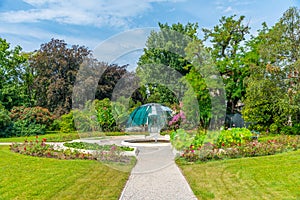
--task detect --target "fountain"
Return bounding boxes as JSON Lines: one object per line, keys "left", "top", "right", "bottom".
{"left": 122, "top": 103, "right": 171, "bottom": 147}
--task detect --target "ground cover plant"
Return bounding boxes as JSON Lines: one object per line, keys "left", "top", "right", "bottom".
{"left": 0, "top": 145, "right": 134, "bottom": 200}
{"left": 178, "top": 149, "right": 300, "bottom": 199}
{"left": 63, "top": 141, "right": 134, "bottom": 151}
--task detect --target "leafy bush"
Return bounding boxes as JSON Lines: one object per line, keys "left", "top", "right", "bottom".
{"left": 170, "top": 129, "right": 194, "bottom": 151}
{"left": 280, "top": 125, "right": 299, "bottom": 135}
{"left": 269, "top": 123, "right": 279, "bottom": 134}
{"left": 94, "top": 98, "right": 119, "bottom": 132}
{"left": 11, "top": 120, "right": 46, "bottom": 137}
{"left": 216, "top": 128, "right": 252, "bottom": 148}
{"left": 190, "top": 133, "right": 205, "bottom": 149}
{"left": 10, "top": 106, "right": 54, "bottom": 127}
{"left": 9, "top": 106, "right": 54, "bottom": 137}
{"left": 0, "top": 106, "right": 12, "bottom": 137}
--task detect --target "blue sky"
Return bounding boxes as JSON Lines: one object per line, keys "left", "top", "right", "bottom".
{"left": 0, "top": 0, "right": 299, "bottom": 64}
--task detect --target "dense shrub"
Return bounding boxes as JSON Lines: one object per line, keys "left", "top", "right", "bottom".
{"left": 0, "top": 104, "right": 12, "bottom": 137}
{"left": 170, "top": 129, "right": 194, "bottom": 151}
{"left": 269, "top": 123, "right": 279, "bottom": 134}
{"left": 280, "top": 125, "right": 299, "bottom": 135}
{"left": 9, "top": 106, "right": 54, "bottom": 136}
{"left": 94, "top": 98, "right": 119, "bottom": 132}
{"left": 57, "top": 111, "right": 76, "bottom": 133}
{"left": 54, "top": 99, "right": 126, "bottom": 133}
{"left": 216, "top": 128, "right": 252, "bottom": 148}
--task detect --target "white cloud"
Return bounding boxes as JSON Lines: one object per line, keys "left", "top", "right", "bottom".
{"left": 224, "top": 6, "right": 233, "bottom": 13}
{"left": 214, "top": 0, "right": 255, "bottom": 14}
{"left": 0, "top": 0, "right": 185, "bottom": 28}
{"left": 0, "top": 23, "right": 102, "bottom": 51}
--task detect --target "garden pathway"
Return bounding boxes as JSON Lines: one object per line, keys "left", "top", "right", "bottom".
{"left": 0, "top": 136, "right": 197, "bottom": 199}
{"left": 119, "top": 145, "right": 197, "bottom": 200}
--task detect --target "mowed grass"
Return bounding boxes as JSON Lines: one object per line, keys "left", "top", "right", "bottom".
{"left": 0, "top": 146, "right": 134, "bottom": 200}
{"left": 178, "top": 150, "right": 300, "bottom": 200}
{"left": 0, "top": 132, "right": 80, "bottom": 143}
{"left": 0, "top": 131, "right": 147, "bottom": 143}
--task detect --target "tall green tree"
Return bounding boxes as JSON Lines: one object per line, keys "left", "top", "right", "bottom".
{"left": 30, "top": 39, "right": 91, "bottom": 116}
{"left": 95, "top": 64, "right": 128, "bottom": 100}
{"left": 203, "top": 15, "right": 250, "bottom": 114}
{"left": 243, "top": 7, "right": 300, "bottom": 129}
{"left": 0, "top": 38, "right": 32, "bottom": 110}
{"left": 184, "top": 40, "right": 226, "bottom": 129}
{"left": 137, "top": 22, "right": 199, "bottom": 105}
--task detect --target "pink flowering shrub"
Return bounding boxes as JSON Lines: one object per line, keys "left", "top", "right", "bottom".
{"left": 169, "top": 110, "right": 186, "bottom": 130}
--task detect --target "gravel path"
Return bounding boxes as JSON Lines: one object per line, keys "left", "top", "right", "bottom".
{"left": 120, "top": 145, "right": 197, "bottom": 200}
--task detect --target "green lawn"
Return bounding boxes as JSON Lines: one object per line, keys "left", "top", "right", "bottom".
{"left": 178, "top": 150, "right": 300, "bottom": 199}
{"left": 0, "top": 131, "right": 147, "bottom": 143}
{"left": 0, "top": 146, "right": 134, "bottom": 200}
{"left": 0, "top": 132, "right": 80, "bottom": 143}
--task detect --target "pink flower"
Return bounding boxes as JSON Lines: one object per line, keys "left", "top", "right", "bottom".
{"left": 111, "top": 145, "right": 117, "bottom": 151}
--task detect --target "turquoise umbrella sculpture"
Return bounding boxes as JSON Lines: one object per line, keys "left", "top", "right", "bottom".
{"left": 127, "top": 103, "right": 173, "bottom": 129}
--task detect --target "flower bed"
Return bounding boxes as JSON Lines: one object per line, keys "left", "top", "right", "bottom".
{"left": 180, "top": 135, "right": 300, "bottom": 162}
{"left": 10, "top": 136, "right": 132, "bottom": 163}
{"left": 170, "top": 129, "right": 300, "bottom": 162}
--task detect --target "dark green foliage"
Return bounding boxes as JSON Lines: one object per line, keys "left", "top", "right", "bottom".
{"left": 95, "top": 64, "right": 128, "bottom": 100}
{"left": 0, "top": 103, "right": 12, "bottom": 137}
{"left": 242, "top": 7, "right": 300, "bottom": 128}
{"left": 136, "top": 22, "right": 199, "bottom": 106}
{"left": 9, "top": 106, "right": 54, "bottom": 137}
{"left": 30, "top": 38, "right": 91, "bottom": 116}
{"left": 0, "top": 38, "right": 32, "bottom": 110}
{"left": 280, "top": 125, "right": 299, "bottom": 135}
{"left": 94, "top": 98, "right": 119, "bottom": 132}
{"left": 203, "top": 15, "right": 250, "bottom": 114}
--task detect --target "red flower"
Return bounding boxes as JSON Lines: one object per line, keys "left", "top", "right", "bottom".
{"left": 42, "top": 138, "right": 47, "bottom": 142}
{"left": 24, "top": 147, "right": 26, "bottom": 151}
{"left": 36, "top": 135, "right": 38, "bottom": 139}
{"left": 222, "top": 143, "right": 225, "bottom": 147}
